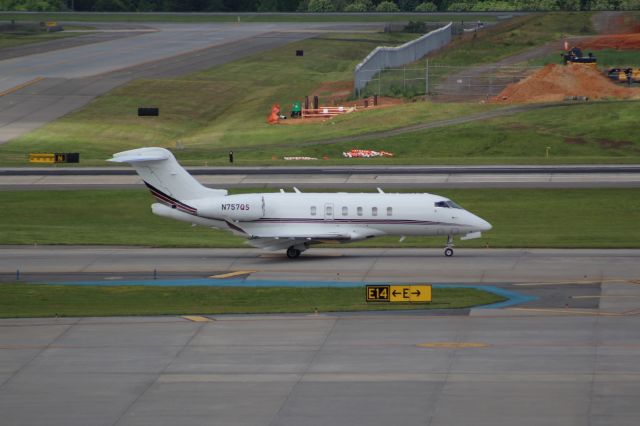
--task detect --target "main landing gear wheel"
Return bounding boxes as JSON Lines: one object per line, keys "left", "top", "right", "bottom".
{"left": 286, "top": 247, "right": 301, "bottom": 259}
{"left": 444, "top": 234, "right": 454, "bottom": 257}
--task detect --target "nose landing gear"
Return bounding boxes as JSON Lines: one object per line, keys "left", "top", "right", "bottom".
{"left": 444, "top": 235, "right": 454, "bottom": 257}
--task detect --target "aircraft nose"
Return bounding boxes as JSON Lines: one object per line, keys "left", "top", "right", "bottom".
{"left": 478, "top": 217, "right": 492, "bottom": 231}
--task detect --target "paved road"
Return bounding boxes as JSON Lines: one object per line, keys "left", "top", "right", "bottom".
{"left": 1, "top": 247, "right": 640, "bottom": 425}
{"left": 2, "top": 165, "right": 640, "bottom": 189}
{"left": 0, "top": 22, "right": 382, "bottom": 144}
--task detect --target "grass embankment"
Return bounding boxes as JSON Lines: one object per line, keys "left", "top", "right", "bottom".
{"left": 361, "top": 12, "right": 596, "bottom": 97}
{"left": 0, "top": 31, "right": 75, "bottom": 49}
{"left": 0, "top": 12, "right": 497, "bottom": 24}
{"left": 2, "top": 14, "right": 635, "bottom": 166}
{"left": 2, "top": 31, "right": 463, "bottom": 165}
{"left": 0, "top": 285, "right": 503, "bottom": 318}
{"left": 1, "top": 188, "right": 639, "bottom": 248}
{"left": 0, "top": 25, "right": 93, "bottom": 49}
{"left": 430, "top": 13, "right": 595, "bottom": 67}
{"left": 303, "top": 100, "right": 640, "bottom": 165}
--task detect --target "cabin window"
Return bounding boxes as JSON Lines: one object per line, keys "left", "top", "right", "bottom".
{"left": 326, "top": 205, "right": 333, "bottom": 216}
{"left": 357, "top": 207, "right": 363, "bottom": 216}
{"left": 387, "top": 207, "right": 393, "bottom": 216}
{"left": 342, "top": 206, "right": 348, "bottom": 216}
{"left": 372, "top": 207, "right": 378, "bottom": 216}
{"left": 310, "top": 206, "right": 317, "bottom": 216}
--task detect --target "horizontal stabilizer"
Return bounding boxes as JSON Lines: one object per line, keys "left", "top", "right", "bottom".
{"left": 107, "top": 147, "right": 227, "bottom": 200}
{"left": 108, "top": 148, "right": 169, "bottom": 163}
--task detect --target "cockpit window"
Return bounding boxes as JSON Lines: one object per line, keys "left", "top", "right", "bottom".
{"left": 447, "top": 200, "right": 463, "bottom": 209}
{"left": 435, "top": 200, "right": 463, "bottom": 209}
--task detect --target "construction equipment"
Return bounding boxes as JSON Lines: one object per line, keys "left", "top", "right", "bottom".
{"left": 561, "top": 47, "right": 597, "bottom": 68}
{"left": 606, "top": 68, "right": 640, "bottom": 84}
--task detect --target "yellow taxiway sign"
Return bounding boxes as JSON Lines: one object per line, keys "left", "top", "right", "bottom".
{"left": 366, "top": 285, "right": 431, "bottom": 303}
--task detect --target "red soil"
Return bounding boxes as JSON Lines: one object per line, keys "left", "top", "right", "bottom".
{"left": 277, "top": 81, "right": 404, "bottom": 124}
{"left": 581, "top": 33, "right": 640, "bottom": 50}
{"left": 492, "top": 63, "right": 640, "bottom": 104}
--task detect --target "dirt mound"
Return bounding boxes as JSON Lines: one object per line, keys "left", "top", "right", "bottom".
{"left": 492, "top": 63, "right": 640, "bottom": 103}
{"left": 581, "top": 33, "right": 640, "bottom": 50}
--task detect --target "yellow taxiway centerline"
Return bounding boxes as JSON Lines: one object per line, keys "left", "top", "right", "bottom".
{"left": 182, "top": 316, "right": 213, "bottom": 322}
{"left": 209, "top": 270, "right": 255, "bottom": 279}
{"left": 0, "top": 77, "right": 44, "bottom": 97}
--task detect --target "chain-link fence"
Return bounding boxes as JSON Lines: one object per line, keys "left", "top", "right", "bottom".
{"left": 358, "top": 63, "right": 541, "bottom": 101}
{"left": 354, "top": 23, "right": 452, "bottom": 96}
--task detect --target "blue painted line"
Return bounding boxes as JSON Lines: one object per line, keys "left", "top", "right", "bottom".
{"left": 432, "top": 284, "right": 538, "bottom": 309}
{"left": 38, "top": 278, "right": 538, "bottom": 308}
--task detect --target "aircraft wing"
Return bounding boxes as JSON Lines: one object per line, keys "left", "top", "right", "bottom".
{"left": 246, "top": 236, "right": 350, "bottom": 251}
{"left": 230, "top": 221, "right": 383, "bottom": 251}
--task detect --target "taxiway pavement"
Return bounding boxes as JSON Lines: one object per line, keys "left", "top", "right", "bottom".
{"left": 2, "top": 247, "right": 639, "bottom": 285}
{"left": 2, "top": 164, "right": 640, "bottom": 189}
{"left": 1, "top": 247, "right": 640, "bottom": 425}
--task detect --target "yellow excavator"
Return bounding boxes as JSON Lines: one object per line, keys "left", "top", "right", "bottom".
{"left": 606, "top": 67, "right": 640, "bottom": 84}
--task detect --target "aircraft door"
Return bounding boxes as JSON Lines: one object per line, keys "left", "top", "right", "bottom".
{"left": 324, "top": 203, "right": 334, "bottom": 221}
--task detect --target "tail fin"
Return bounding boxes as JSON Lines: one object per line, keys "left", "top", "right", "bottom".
{"left": 108, "top": 147, "right": 227, "bottom": 202}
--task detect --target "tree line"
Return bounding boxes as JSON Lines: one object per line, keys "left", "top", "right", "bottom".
{"left": 1, "top": 0, "right": 639, "bottom": 13}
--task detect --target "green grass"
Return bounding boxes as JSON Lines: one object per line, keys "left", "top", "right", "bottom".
{"left": 0, "top": 12, "right": 497, "bottom": 24}
{"left": 0, "top": 32, "right": 496, "bottom": 166}
{"left": 0, "top": 284, "right": 504, "bottom": 318}
{"left": 286, "top": 101, "right": 640, "bottom": 165}
{"left": 1, "top": 188, "right": 639, "bottom": 249}
{"left": 0, "top": 25, "right": 91, "bottom": 49}
{"left": 428, "top": 13, "right": 595, "bottom": 68}
{"left": 360, "top": 12, "right": 597, "bottom": 97}
{"left": 0, "top": 14, "right": 623, "bottom": 167}
{"left": 0, "top": 13, "right": 635, "bottom": 167}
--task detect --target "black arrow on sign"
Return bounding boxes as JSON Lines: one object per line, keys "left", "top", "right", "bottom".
{"left": 412, "top": 290, "right": 421, "bottom": 296}
{"left": 392, "top": 290, "right": 400, "bottom": 296}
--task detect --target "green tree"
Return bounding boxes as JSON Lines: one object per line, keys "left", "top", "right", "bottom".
{"left": 446, "top": 1, "right": 472, "bottom": 11}
{"left": 471, "top": 1, "right": 517, "bottom": 10}
{"left": 257, "top": 0, "right": 279, "bottom": 10}
{"left": 375, "top": 0, "right": 400, "bottom": 11}
{"left": 398, "top": 0, "right": 420, "bottom": 10}
{"left": 92, "top": 0, "right": 131, "bottom": 11}
{"left": 1, "top": 0, "right": 67, "bottom": 10}
{"left": 345, "top": 1, "right": 370, "bottom": 11}
{"left": 621, "top": 0, "right": 640, "bottom": 9}
{"left": 415, "top": 1, "right": 437, "bottom": 11}
{"left": 556, "top": 0, "right": 581, "bottom": 9}
{"left": 307, "top": 0, "right": 335, "bottom": 11}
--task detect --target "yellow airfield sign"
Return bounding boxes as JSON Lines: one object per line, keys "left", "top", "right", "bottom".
{"left": 366, "top": 285, "right": 432, "bottom": 303}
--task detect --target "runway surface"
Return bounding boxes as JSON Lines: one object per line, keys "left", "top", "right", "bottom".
{"left": 1, "top": 247, "right": 640, "bottom": 425}
{"left": 2, "top": 164, "right": 640, "bottom": 189}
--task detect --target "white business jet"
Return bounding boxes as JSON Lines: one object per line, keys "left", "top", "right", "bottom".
{"left": 109, "top": 147, "right": 491, "bottom": 258}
